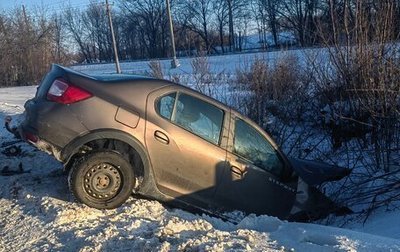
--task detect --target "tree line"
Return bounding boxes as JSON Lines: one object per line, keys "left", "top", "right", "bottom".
{"left": 66, "top": 0, "right": 400, "bottom": 62}
{"left": 1, "top": 0, "right": 400, "bottom": 86}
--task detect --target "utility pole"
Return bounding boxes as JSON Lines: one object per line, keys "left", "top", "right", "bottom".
{"left": 166, "top": 0, "right": 179, "bottom": 68}
{"left": 227, "top": 0, "right": 234, "bottom": 52}
{"left": 105, "top": 0, "right": 121, "bottom": 73}
{"left": 22, "top": 5, "right": 28, "bottom": 26}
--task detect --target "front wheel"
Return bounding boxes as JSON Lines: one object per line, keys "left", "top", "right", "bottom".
{"left": 68, "top": 151, "right": 134, "bottom": 209}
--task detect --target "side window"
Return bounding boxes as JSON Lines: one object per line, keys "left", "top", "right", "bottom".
{"left": 234, "top": 118, "right": 284, "bottom": 176}
{"left": 174, "top": 93, "right": 224, "bottom": 145}
{"left": 156, "top": 92, "right": 176, "bottom": 120}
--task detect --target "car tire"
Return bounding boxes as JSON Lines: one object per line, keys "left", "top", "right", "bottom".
{"left": 68, "top": 151, "right": 134, "bottom": 209}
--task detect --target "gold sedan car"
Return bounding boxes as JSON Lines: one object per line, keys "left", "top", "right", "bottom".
{"left": 14, "top": 64, "right": 351, "bottom": 222}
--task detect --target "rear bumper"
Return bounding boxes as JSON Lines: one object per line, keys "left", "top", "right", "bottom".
{"left": 20, "top": 97, "right": 78, "bottom": 162}
{"left": 19, "top": 122, "right": 63, "bottom": 161}
{"left": 21, "top": 98, "right": 89, "bottom": 158}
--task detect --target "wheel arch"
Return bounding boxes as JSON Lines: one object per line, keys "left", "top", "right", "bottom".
{"left": 61, "top": 129, "right": 158, "bottom": 194}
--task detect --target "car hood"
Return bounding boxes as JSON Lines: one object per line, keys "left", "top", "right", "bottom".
{"left": 289, "top": 158, "right": 351, "bottom": 186}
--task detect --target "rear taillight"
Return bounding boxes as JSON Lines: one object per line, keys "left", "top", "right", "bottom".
{"left": 25, "top": 132, "right": 38, "bottom": 143}
{"left": 47, "top": 79, "right": 92, "bottom": 104}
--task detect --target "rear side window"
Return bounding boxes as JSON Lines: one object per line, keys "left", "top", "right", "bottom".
{"left": 157, "top": 92, "right": 176, "bottom": 120}
{"left": 156, "top": 92, "right": 224, "bottom": 145}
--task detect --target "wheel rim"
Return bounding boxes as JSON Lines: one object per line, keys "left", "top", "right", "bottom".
{"left": 83, "top": 163, "right": 122, "bottom": 200}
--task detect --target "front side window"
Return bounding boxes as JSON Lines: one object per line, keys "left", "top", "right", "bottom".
{"left": 234, "top": 118, "right": 284, "bottom": 176}
{"left": 156, "top": 92, "right": 224, "bottom": 145}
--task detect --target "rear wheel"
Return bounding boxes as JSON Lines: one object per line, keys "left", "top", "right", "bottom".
{"left": 68, "top": 151, "right": 134, "bottom": 209}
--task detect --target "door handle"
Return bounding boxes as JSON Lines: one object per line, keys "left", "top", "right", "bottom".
{"left": 154, "top": 130, "right": 170, "bottom": 144}
{"left": 231, "top": 165, "right": 247, "bottom": 178}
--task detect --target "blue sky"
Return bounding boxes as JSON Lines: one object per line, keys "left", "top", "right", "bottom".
{"left": 0, "top": 0, "right": 94, "bottom": 12}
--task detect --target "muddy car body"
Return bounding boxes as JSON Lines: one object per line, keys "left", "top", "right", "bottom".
{"left": 17, "top": 64, "right": 351, "bottom": 221}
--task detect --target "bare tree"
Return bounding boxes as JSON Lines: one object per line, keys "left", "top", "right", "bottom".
{"left": 64, "top": 7, "right": 93, "bottom": 62}
{"left": 176, "top": 0, "right": 215, "bottom": 53}
{"left": 0, "top": 8, "right": 72, "bottom": 87}
{"left": 226, "top": 0, "right": 252, "bottom": 52}
{"left": 214, "top": 0, "right": 229, "bottom": 53}
{"left": 84, "top": 3, "right": 113, "bottom": 62}
{"left": 279, "top": 0, "right": 320, "bottom": 46}
{"left": 257, "top": 0, "right": 281, "bottom": 47}
{"left": 120, "top": 0, "right": 169, "bottom": 58}
{"left": 227, "top": 0, "right": 234, "bottom": 51}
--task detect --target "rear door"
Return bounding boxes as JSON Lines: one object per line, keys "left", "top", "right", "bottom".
{"left": 214, "top": 113, "right": 297, "bottom": 219}
{"left": 145, "top": 86, "right": 230, "bottom": 208}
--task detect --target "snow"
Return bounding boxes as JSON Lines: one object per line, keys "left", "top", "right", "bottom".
{"left": 1, "top": 74, "right": 400, "bottom": 251}
{"left": 71, "top": 49, "right": 307, "bottom": 77}
{"left": 334, "top": 208, "right": 400, "bottom": 240}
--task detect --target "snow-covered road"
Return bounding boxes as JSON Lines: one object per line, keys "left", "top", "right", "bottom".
{"left": 1, "top": 86, "right": 400, "bottom": 252}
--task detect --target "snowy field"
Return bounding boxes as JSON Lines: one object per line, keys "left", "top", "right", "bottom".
{"left": 1, "top": 61, "right": 400, "bottom": 251}
{"left": 71, "top": 49, "right": 315, "bottom": 76}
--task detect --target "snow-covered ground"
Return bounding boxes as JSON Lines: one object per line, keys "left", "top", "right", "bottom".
{"left": 1, "top": 78, "right": 400, "bottom": 250}
{"left": 71, "top": 49, "right": 311, "bottom": 77}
